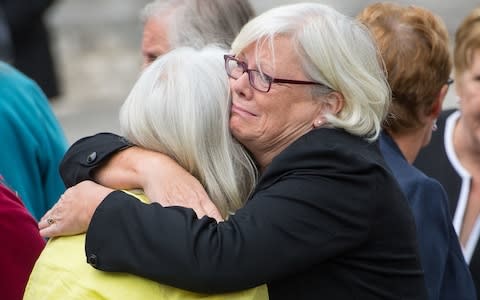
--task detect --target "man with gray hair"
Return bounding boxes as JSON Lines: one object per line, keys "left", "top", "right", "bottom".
{"left": 141, "top": 0, "right": 254, "bottom": 67}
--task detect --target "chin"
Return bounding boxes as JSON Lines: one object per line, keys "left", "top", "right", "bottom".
{"left": 229, "top": 120, "right": 243, "bottom": 137}
{"left": 230, "top": 114, "right": 245, "bottom": 127}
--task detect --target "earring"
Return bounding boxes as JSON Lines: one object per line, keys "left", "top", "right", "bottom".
{"left": 314, "top": 120, "right": 323, "bottom": 128}
{"left": 432, "top": 120, "right": 438, "bottom": 132}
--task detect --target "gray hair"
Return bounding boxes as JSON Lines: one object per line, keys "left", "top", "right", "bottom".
{"left": 141, "top": 0, "right": 255, "bottom": 49}
{"left": 231, "top": 3, "right": 390, "bottom": 141}
{"left": 119, "top": 46, "right": 257, "bottom": 217}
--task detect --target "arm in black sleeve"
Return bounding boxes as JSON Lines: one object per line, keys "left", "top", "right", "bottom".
{"left": 85, "top": 160, "right": 380, "bottom": 293}
{"left": 59, "top": 133, "right": 132, "bottom": 187}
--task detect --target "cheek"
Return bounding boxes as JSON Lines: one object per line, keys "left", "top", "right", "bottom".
{"left": 456, "top": 80, "right": 471, "bottom": 105}
{"left": 460, "top": 84, "right": 480, "bottom": 107}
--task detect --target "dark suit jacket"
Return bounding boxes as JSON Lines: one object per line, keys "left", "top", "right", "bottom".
{"left": 61, "top": 129, "right": 427, "bottom": 299}
{"left": 0, "top": 0, "right": 59, "bottom": 98}
{"left": 381, "top": 132, "right": 476, "bottom": 300}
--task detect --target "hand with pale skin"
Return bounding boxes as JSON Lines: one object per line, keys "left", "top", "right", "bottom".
{"left": 39, "top": 180, "right": 112, "bottom": 237}
{"left": 40, "top": 147, "right": 222, "bottom": 238}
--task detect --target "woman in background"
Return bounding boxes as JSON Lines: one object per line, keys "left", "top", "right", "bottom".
{"left": 415, "top": 6, "right": 480, "bottom": 292}
{"left": 358, "top": 3, "right": 475, "bottom": 299}
{"left": 0, "top": 176, "right": 44, "bottom": 300}
{"left": 0, "top": 62, "right": 67, "bottom": 220}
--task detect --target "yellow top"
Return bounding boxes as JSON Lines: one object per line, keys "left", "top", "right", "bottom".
{"left": 23, "top": 191, "right": 268, "bottom": 300}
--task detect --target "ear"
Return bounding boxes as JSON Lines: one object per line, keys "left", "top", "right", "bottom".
{"left": 427, "top": 84, "right": 448, "bottom": 119}
{"left": 313, "top": 92, "right": 345, "bottom": 128}
{"left": 323, "top": 91, "right": 345, "bottom": 115}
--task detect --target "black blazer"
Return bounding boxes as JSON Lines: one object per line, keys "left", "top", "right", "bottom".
{"left": 61, "top": 129, "right": 427, "bottom": 299}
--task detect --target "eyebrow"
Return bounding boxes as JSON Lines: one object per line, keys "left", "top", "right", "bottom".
{"left": 237, "top": 54, "right": 274, "bottom": 74}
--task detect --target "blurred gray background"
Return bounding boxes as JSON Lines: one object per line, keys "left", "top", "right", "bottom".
{"left": 46, "top": 0, "right": 479, "bottom": 144}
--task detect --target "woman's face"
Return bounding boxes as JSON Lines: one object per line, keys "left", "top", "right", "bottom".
{"left": 229, "top": 36, "right": 325, "bottom": 166}
{"left": 457, "top": 49, "right": 480, "bottom": 147}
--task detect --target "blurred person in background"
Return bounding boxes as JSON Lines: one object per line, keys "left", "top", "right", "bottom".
{"left": 141, "top": 0, "right": 254, "bottom": 67}
{"left": 0, "top": 62, "right": 67, "bottom": 220}
{"left": 41, "top": 3, "right": 427, "bottom": 299}
{"left": 24, "top": 46, "right": 267, "bottom": 300}
{"left": 0, "top": 7, "right": 12, "bottom": 62}
{"left": 415, "top": 6, "right": 480, "bottom": 293}
{"left": 0, "top": 0, "right": 60, "bottom": 99}
{"left": 0, "top": 176, "right": 45, "bottom": 300}
{"left": 358, "top": 3, "right": 476, "bottom": 299}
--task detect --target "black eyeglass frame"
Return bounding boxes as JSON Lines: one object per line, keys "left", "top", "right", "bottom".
{"left": 224, "top": 54, "right": 328, "bottom": 93}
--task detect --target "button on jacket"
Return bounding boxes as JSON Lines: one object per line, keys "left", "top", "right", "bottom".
{"left": 61, "top": 129, "right": 427, "bottom": 299}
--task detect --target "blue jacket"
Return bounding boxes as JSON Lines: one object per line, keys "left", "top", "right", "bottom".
{"left": 380, "top": 131, "right": 476, "bottom": 300}
{"left": 0, "top": 62, "right": 67, "bottom": 220}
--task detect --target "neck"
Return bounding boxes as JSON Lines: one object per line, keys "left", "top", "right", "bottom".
{"left": 252, "top": 144, "right": 287, "bottom": 172}
{"left": 387, "top": 129, "right": 426, "bottom": 164}
{"left": 250, "top": 128, "right": 313, "bottom": 172}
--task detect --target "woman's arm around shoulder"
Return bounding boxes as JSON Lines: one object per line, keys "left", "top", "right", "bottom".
{"left": 60, "top": 132, "right": 133, "bottom": 187}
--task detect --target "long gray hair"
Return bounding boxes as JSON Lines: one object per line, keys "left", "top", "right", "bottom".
{"left": 120, "top": 46, "right": 257, "bottom": 217}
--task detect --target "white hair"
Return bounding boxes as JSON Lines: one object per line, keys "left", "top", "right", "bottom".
{"left": 141, "top": 0, "right": 182, "bottom": 22}
{"left": 231, "top": 3, "right": 390, "bottom": 141}
{"left": 119, "top": 46, "right": 257, "bottom": 217}
{"left": 141, "top": 0, "right": 254, "bottom": 49}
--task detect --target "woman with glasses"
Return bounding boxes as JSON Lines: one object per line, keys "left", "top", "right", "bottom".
{"left": 415, "top": 6, "right": 480, "bottom": 293}
{"left": 40, "top": 3, "right": 427, "bottom": 299}
{"left": 358, "top": 3, "right": 475, "bottom": 299}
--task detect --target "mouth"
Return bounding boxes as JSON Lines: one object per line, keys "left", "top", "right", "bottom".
{"left": 231, "top": 103, "right": 258, "bottom": 117}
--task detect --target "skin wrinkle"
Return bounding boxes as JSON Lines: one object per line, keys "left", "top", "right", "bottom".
{"left": 229, "top": 36, "right": 326, "bottom": 170}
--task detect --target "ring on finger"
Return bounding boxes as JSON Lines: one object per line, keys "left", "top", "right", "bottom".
{"left": 47, "top": 218, "right": 56, "bottom": 225}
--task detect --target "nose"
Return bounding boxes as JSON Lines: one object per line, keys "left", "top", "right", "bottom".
{"left": 230, "top": 71, "right": 253, "bottom": 100}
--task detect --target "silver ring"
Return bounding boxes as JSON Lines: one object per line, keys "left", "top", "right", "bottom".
{"left": 47, "top": 218, "right": 56, "bottom": 225}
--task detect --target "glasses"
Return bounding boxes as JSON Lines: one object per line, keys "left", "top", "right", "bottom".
{"left": 224, "top": 55, "right": 328, "bottom": 93}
